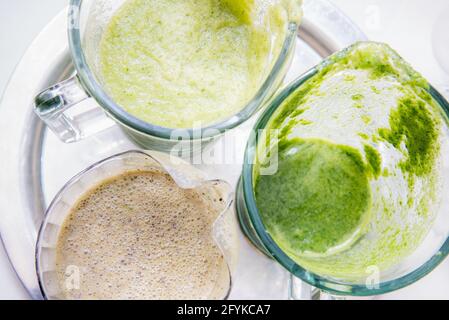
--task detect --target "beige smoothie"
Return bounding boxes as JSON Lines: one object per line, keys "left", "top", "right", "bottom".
{"left": 55, "top": 170, "right": 230, "bottom": 300}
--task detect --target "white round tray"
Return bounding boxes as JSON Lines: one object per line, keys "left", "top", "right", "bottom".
{"left": 0, "top": 0, "right": 374, "bottom": 299}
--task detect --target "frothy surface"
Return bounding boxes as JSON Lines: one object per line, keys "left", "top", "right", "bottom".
{"left": 56, "top": 170, "right": 229, "bottom": 300}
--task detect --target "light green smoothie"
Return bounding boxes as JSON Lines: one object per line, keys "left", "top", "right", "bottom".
{"left": 255, "top": 42, "right": 448, "bottom": 280}
{"left": 99, "top": 0, "right": 287, "bottom": 128}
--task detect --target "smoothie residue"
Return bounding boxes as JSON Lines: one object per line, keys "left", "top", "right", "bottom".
{"left": 254, "top": 42, "right": 447, "bottom": 280}
{"left": 378, "top": 96, "right": 440, "bottom": 184}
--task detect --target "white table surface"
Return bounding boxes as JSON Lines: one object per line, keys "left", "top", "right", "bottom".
{"left": 1, "top": 0, "right": 448, "bottom": 300}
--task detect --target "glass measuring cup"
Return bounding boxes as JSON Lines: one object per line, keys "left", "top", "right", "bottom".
{"left": 34, "top": 0, "right": 303, "bottom": 154}
{"left": 35, "top": 150, "right": 239, "bottom": 300}
{"left": 236, "top": 42, "right": 449, "bottom": 298}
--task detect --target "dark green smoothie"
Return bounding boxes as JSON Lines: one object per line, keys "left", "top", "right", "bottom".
{"left": 254, "top": 42, "right": 446, "bottom": 279}
{"left": 256, "top": 138, "right": 372, "bottom": 257}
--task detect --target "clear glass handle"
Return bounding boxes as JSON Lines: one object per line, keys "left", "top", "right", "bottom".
{"left": 34, "top": 74, "right": 115, "bottom": 143}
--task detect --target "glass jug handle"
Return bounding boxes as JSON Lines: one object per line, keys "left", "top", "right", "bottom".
{"left": 34, "top": 74, "right": 115, "bottom": 143}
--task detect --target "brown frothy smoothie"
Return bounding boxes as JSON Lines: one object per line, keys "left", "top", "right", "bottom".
{"left": 55, "top": 169, "right": 229, "bottom": 300}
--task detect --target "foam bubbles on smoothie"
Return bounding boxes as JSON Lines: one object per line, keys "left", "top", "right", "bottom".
{"left": 56, "top": 170, "right": 230, "bottom": 300}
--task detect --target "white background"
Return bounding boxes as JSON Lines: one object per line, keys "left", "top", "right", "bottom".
{"left": 0, "top": 0, "right": 449, "bottom": 300}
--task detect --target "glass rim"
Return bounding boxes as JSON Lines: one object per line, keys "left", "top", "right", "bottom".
{"left": 68, "top": 0, "right": 300, "bottom": 140}
{"left": 241, "top": 57, "right": 449, "bottom": 296}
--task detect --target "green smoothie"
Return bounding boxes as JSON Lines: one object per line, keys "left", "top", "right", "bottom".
{"left": 99, "top": 0, "right": 288, "bottom": 128}
{"left": 254, "top": 42, "right": 447, "bottom": 279}
{"left": 256, "top": 138, "right": 372, "bottom": 258}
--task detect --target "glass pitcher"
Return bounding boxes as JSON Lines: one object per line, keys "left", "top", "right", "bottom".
{"left": 35, "top": 150, "right": 239, "bottom": 299}
{"left": 34, "top": 0, "right": 303, "bottom": 154}
{"left": 236, "top": 42, "right": 449, "bottom": 298}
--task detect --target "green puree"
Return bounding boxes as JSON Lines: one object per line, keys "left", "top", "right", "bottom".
{"left": 379, "top": 97, "right": 439, "bottom": 184}
{"left": 256, "top": 139, "right": 372, "bottom": 257}
{"left": 99, "top": 0, "right": 283, "bottom": 128}
{"left": 255, "top": 42, "right": 445, "bottom": 279}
